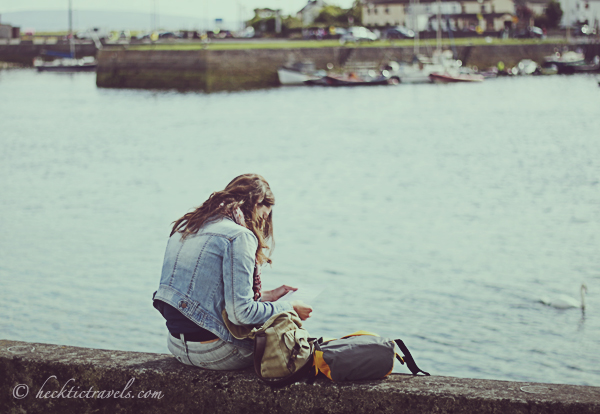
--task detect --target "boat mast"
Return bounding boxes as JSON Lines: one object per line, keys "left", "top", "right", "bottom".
{"left": 69, "top": 0, "right": 75, "bottom": 58}
{"left": 436, "top": 0, "right": 442, "bottom": 54}
{"left": 413, "top": 0, "right": 420, "bottom": 55}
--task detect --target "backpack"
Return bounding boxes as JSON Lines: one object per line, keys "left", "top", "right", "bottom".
{"left": 313, "top": 331, "right": 430, "bottom": 381}
{"left": 222, "top": 310, "right": 316, "bottom": 386}
{"left": 224, "top": 311, "right": 429, "bottom": 385}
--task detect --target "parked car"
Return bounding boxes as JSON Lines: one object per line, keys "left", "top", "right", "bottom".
{"left": 514, "top": 26, "right": 544, "bottom": 38}
{"left": 75, "top": 27, "right": 110, "bottom": 40}
{"left": 158, "top": 31, "right": 183, "bottom": 39}
{"left": 573, "top": 24, "right": 596, "bottom": 36}
{"left": 384, "top": 26, "right": 415, "bottom": 39}
{"left": 235, "top": 26, "right": 255, "bottom": 38}
{"left": 339, "top": 26, "right": 378, "bottom": 44}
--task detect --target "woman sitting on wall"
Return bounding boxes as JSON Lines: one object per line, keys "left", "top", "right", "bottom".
{"left": 152, "top": 174, "right": 312, "bottom": 370}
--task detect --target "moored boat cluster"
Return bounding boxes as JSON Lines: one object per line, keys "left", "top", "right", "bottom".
{"left": 278, "top": 48, "right": 600, "bottom": 86}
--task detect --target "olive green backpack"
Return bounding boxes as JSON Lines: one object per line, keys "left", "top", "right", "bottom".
{"left": 223, "top": 310, "right": 316, "bottom": 386}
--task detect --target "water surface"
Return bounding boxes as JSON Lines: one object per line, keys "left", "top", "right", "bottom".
{"left": 1, "top": 69, "right": 599, "bottom": 386}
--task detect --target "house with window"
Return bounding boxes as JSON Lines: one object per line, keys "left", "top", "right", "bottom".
{"left": 362, "top": 0, "right": 408, "bottom": 27}
{"left": 0, "top": 22, "right": 20, "bottom": 39}
{"left": 362, "top": 0, "right": 515, "bottom": 31}
{"left": 557, "top": 0, "right": 600, "bottom": 27}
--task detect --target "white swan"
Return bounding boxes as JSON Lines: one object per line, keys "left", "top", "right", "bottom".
{"left": 540, "top": 284, "right": 588, "bottom": 310}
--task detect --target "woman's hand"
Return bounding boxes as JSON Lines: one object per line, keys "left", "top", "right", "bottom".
{"left": 261, "top": 285, "right": 297, "bottom": 302}
{"left": 291, "top": 300, "right": 313, "bottom": 320}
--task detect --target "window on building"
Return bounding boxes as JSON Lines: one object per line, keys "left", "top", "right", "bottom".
{"left": 385, "top": 7, "right": 390, "bottom": 14}
{"left": 481, "top": 5, "right": 485, "bottom": 13}
{"left": 374, "top": 7, "right": 378, "bottom": 14}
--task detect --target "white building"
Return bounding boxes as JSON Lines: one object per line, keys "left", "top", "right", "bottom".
{"left": 362, "top": 0, "right": 515, "bottom": 31}
{"left": 558, "top": 0, "right": 600, "bottom": 27}
{"left": 297, "top": 0, "right": 326, "bottom": 26}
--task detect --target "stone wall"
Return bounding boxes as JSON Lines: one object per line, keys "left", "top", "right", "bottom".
{"left": 2, "top": 339, "right": 600, "bottom": 414}
{"left": 0, "top": 43, "right": 97, "bottom": 65}
{"left": 95, "top": 42, "right": 592, "bottom": 93}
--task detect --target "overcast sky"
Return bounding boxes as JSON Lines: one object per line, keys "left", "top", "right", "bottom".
{"left": 1, "top": 0, "right": 355, "bottom": 22}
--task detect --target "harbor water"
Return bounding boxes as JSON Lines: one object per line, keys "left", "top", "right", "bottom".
{"left": 1, "top": 69, "right": 599, "bottom": 386}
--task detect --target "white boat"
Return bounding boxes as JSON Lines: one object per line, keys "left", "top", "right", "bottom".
{"left": 35, "top": 56, "right": 97, "bottom": 72}
{"left": 277, "top": 62, "right": 325, "bottom": 86}
{"left": 392, "top": 60, "right": 445, "bottom": 84}
{"left": 34, "top": 0, "right": 99, "bottom": 73}
{"left": 429, "top": 71, "right": 484, "bottom": 83}
{"left": 277, "top": 67, "right": 318, "bottom": 85}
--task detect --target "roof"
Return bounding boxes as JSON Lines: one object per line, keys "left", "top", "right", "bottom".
{"left": 298, "top": 1, "right": 327, "bottom": 13}
{"left": 427, "top": 12, "right": 514, "bottom": 18}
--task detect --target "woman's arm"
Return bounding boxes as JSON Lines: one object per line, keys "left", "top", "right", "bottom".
{"left": 260, "top": 285, "right": 297, "bottom": 302}
{"left": 261, "top": 288, "right": 313, "bottom": 320}
{"left": 222, "top": 232, "right": 293, "bottom": 326}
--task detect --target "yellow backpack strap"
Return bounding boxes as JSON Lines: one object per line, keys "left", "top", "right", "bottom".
{"left": 340, "top": 330, "right": 379, "bottom": 339}
{"left": 313, "top": 350, "right": 334, "bottom": 380}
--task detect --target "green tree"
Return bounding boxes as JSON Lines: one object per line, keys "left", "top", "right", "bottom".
{"left": 348, "top": 0, "right": 362, "bottom": 25}
{"left": 314, "top": 5, "right": 346, "bottom": 25}
{"left": 545, "top": 0, "right": 563, "bottom": 28}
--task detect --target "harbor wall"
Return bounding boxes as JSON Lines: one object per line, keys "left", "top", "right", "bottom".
{"left": 2, "top": 339, "right": 600, "bottom": 414}
{"left": 0, "top": 43, "right": 97, "bottom": 65}
{"left": 95, "top": 42, "right": 600, "bottom": 92}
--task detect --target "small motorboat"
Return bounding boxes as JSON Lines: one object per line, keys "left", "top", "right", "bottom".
{"left": 568, "top": 56, "right": 600, "bottom": 74}
{"left": 543, "top": 50, "right": 587, "bottom": 74}
{"left": 277, "top": 62, "right": 325, "bottom": 85}
{"left": 306, "top": 73, "right": 392, "bottom": 86}
{"left": 34, "top": 56, "right": 97, "bottom": 72}
{"left": 429, "top": 72, "right": 484, "bottom": 83}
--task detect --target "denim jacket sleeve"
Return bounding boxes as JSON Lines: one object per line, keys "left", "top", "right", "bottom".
{"left": 223, "top": 231, "right": 293, "bottom": 326}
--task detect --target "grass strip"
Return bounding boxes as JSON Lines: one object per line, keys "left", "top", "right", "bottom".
{"left": 125, "top": 37, "right": 567, "bottom": 52}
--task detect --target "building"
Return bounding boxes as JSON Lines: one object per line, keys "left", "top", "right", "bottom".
{"left": 0, "top": 20, "right": 20, "bottom": 39}
{"left": 557, "top": 0, "right": 600, "bottom": 27}
{"left": 297, "top": 0, "right": 326, "bottom": 26}
{"left": 362, "top": 0, "right": 408, "bottom": 27}
{"left": 362, "top": 0, "right": 515, "bottom": 32}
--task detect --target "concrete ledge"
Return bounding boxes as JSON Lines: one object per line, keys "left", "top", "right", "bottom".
{"left": 1, "top": 339, "right": 599, "bottom": 414}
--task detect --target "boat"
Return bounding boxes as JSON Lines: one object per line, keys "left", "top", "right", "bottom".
{"left": 34, "top": 0, "right": 98, "bottom": 72}
{"left": 542, "top": 50, "right": 587, "bottom": 74}
{"left": 35, "top": 56, "right": 97, "bottom": 72}
{"left": 305, "top": 73, "right": 392, "bottom": 86}
{"left": 429, "top": 72, "right": 484, "bottom": 83}
{"left": 277, "top": 62, "right": 325, "bottom": 85}
{"left": 567, "top": 56, "right": 600, "bottom": 74}
{"left": 390, "top": 58, "right": 446, "bottom": 84}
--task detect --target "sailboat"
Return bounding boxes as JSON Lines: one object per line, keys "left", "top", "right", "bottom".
{"left": 35, "top": 0, "right": 98, "bottom": 72}
{"left": 427, "top": 0, "right": 483, "bottom": 83}
{"left": 389, "top": 0, "right": 446, "bottom": 83}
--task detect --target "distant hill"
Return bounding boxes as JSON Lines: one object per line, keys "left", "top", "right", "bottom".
{"left": 1, "top": 10, "right": 241, "bottom": 32}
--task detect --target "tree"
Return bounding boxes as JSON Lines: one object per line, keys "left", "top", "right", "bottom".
{"left": 314, "top": 5, "right": 346, "bottom": 25}
{"left": 545, "top": 0, "right": 563, "bottom": 28}
{"left": 348, "top": 0, "right": 363, "bottom": 25}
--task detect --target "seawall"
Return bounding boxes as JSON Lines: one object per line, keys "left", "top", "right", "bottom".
{"left": 0, "top": 43, "right": 97, "bottom": 65}
{"left": 2, "top": 339, "right": 600, "bottom": 414}
{"left": 96, "top": 43, "right": 600, "bottom": 92}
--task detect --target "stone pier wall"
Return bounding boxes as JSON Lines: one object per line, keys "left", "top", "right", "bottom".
{"left": 0, "top": 43, "right": 97, "bottom": 65}
{"left": 93, "top": 42, "right": 594, "bottom": 93}
{"left": 2, "top": 339, "right": 600, "bottom": 414}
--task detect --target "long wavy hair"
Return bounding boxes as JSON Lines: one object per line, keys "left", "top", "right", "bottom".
{"left": 170, "top": 174, "right": 275, "bottom": 265}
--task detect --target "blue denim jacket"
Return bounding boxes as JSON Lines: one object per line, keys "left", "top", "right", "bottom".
{"left": 153, "top": 216, "right": 293, "bottom": 351}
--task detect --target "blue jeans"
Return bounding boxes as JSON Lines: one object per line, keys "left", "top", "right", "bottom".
{"left": 167, "top": 333, "right": 254, "bottom": 370}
